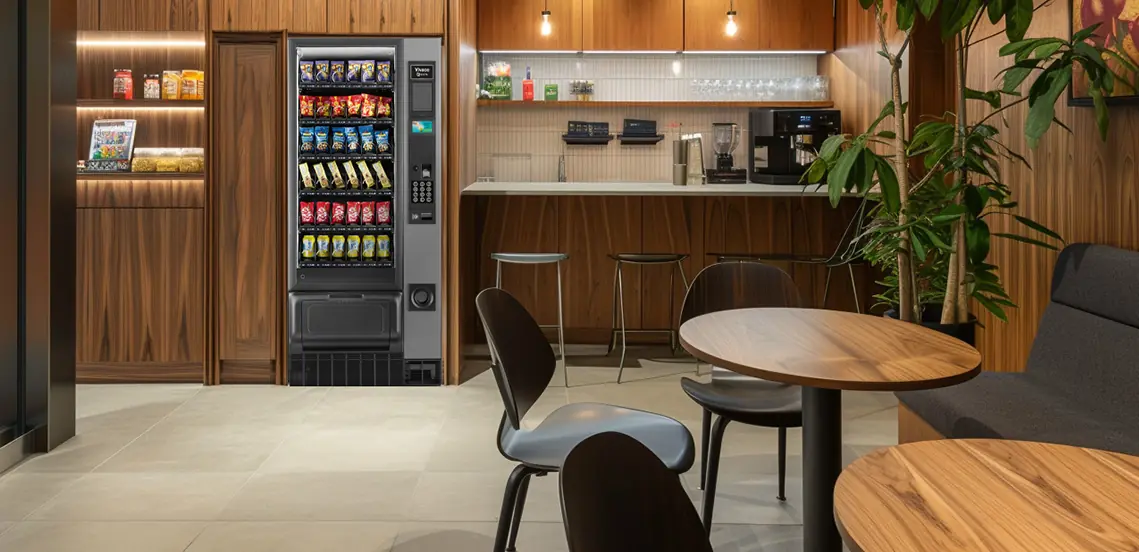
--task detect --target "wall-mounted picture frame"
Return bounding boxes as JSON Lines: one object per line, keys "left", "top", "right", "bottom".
{"left": 1070, "top": 0, "right": 1139, "bottom": 105}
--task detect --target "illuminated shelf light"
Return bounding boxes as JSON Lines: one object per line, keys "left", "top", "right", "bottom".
{"left": 77, "top": 40, "right": 206, "bottom": 48}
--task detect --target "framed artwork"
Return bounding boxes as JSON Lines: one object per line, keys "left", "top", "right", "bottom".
{"left": 1070, "top": 0, "right": 1139, "bottom": 105}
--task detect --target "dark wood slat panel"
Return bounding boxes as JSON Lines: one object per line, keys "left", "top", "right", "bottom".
{"left": 558, "top": 196, "right": 643, "bottom": 330}
{"left": 212, "top": 37, "right": 281, "bottom": 364}
{"left": 219, "top": 359, "right": 275, "bottom": 383}
{"left": 476, "top": 195, "right": 561, "bottom": 326}
{"left": 78, "top": 45, "right": 205, "bottom": 100}
{"left": 448, "top": 0, "right": 479, "bottom": 384}
{"left": 641, "top": 197, "right": 703, "bottom": 332}
{"left": 78, "top": 0, "right": 100, "bottom": 31}
{"left": 76, "top": 208, "right": 204, "bottom": 381}
{"left": 78, "top": 362, "right": 203, "bottom": 383}
{"left": 78, "top": 179, "right": 205, "bottom": 208}
{"left": 98, "top": 0, "right": 205, "bottom": 31}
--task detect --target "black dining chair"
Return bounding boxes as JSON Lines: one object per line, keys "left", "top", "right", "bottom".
{"left": 560, "top": 432, "right": 713, "bottom": 552}
{"left": 678, "top": 262, "right": 804, "bottom": 534}
{"left": 476, "top": 288, "right": 695, "bottom": 552}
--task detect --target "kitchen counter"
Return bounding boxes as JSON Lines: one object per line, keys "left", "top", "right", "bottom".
{"left": 462, "top": 181, "right": 831, "bottom": 197}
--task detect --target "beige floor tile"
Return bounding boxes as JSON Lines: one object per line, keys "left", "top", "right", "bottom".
{"left": 0, "top": 521, "right": 205, "bottom": 552}
{"left": 95, "top": 422, "right": 294, "bottom": 474}
{"left": 219, "top": 472, "right": 420, "bottom": 521}
{"left": 259, "top": 427, "right": 438, "bottom": 473}
{"left": 0, "top": 474, "right": 81, "bottom": 521}
{"left": 709, "top": 524, "right": 803, "bottom": 552}
{"left": 186, "top": 522, "right": 400, "bottom": 552}
{"left": 28, "top": 473, "right": 250, "bottom": 521}
{"left": 12, "top": 430, "right": 138, "bottom": 474}
{"left": 426, "top": 419, "right": 513, "bottom": 473}
{"left": 394, "top": 522, "right": 568, "bottom": 552}
{"left": 160, "top": 386, "right": 328, "bottom": 426}
{"left": 408, "top": 470, "right": 563, "bottom": 523}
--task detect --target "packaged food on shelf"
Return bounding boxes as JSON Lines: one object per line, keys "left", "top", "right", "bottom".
{"left": 113, "top": 69, "right": 133, "bottom": 100}
{"left": 378, "top": 235, "right": 391, "bottom": 258}
{"left": 299, "top": 61, "right": 314, "bottom": 82}
{"left": 314, "top": 60, "right": 330, "bottom": 82}
{"left": 331, "top": 96, "right": 347, "bottom": 118}
{"left": 347, "top": 235, "right": 361, "bottom": 259}
{"left": 315, "top": 201, "right": 330, "bottom": 224}
{"left": 314, "top": 126, "right": 330, "bottom": 153}
{"left": 356, "top": 160, "right": 375, "bottom": 188}
{"left": 299, "top": 95, "right": 315, "bottom": 118}
{"left": 375, "top": 129, "right": 390, "bottom": 153}
{"left": 316, "top": 235, "right": 330, "bottom": 258}
{"left": 315, "top": 97, "right": 331, "bottom": 118}
{"left": 177, "top": 147, "right": 204, "bottom": 173}
{"left": 313, "top": 163, "right": 330, "bottom": 188}
{"left": 360, "top": 94, "right": 377, "bottom": 118}
{"left": 345, "top": 127, "right": 360, "bottom": 154}
{"left": 378, "top": 97, "right": 392, "bottom": 117}
{"left": 362, "top": 235, "right": 376, "bottom": 258}
{"left": 376, "top": 201, "right": 391, "bottom": 224}
{"left": 327, "top": 161, "right": 345, "bottom": 189}
{"left": 331, "top": 235, "right": 345, "bottom": 259}
{"left": 300, "top": 163, "right": 315, "bottom": 188}
{"left": 331, "top": 61, "right": 346, "bottom": 83}
{"left": 359, "top": 126, "right": 375, "bottom": 154}
{"left": 162, "top": 71, "right": 181, "bottom": 100}
{"left": 373, "top": 161, "right": 391, "bottom": 189}
{"left": 360, "top": 202, "right": 374, "bottom": 224}
{"left": 331, "top": 202, "right": 346, "bottom": 224}
{"left": 377, "top": 61, "right": 391, "bottom": 82}
{"left": 347, "top": 61, "right": 362, "bottom": 82}
{"left": 300, "top": 202, "right": 314, "bottom": 224}
{"left": 360, "top": 60, "right": 376, "bottom": 83}
{"left": 301, "top": 235, "right": 316, "bottom": 258}
{"left": 342, "top": 160, "right": 359, "bottom": 188}
{"left": 144, "top": 74, "right": 161, "bottom": 100}
{"left": 299, "top": 128, "right": 315, "bottom": 153}
{"left": 331, "top": 128, "right": 346, "bottom": 154}
{"left": 131, "top": 157, "right": 157, "bottom": 172}
{"left": 347, "top": 95, "right": 363, "bottom": 116}
{"left": 347, "top": 201, "right": 360, "bottom": 224}
{"left": 181, "top": 70, "right": 205, "bottom": 100}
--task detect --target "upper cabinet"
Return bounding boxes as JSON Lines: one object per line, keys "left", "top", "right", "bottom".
{"left": 211, "top": 0, "right": 286, "bottom": 30}
{"left": 99, "top": 0, "right": 205, "bottom": 31}
{"left": 756, "top": 0, "right": 835, "bottom": 51}
{"left": 684, "top": 0, "right": 760, "bottom": 51}
{"left": 288, "top": 0, "right": 329, "bottom": 33}
{"left": 583, "top": 0, "right": 684, "bottom": 51}
{"left": 479, "top": 0, "right": 583, "bottom": 51}
{"left": 327, "top": 0, "right": 445, "bottom": 35}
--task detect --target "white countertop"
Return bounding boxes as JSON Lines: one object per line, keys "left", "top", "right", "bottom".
{"left": 462, "top": 181, "right": 831, "bottom": 197}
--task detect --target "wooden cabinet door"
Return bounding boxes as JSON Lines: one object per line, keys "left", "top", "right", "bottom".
{"left": 757, "top": 0, "right": 834, "bottom": 51}
{"left": 78, "top": 0, "right": 100, "bottom": 30}
{"left": 583, "top": 0, "right": 683, "bottom": 51}
{"left": 288, "top": 0, "right": 328, "bottom": 33}
{"left": 328, "top": 0, "right": 444, "bottom": 35}
{"left": 478, "top": 0, "right": 582, "bottom": 51}
{"left": 211, "top": 0, "right": 285, "bottom": 31}
{"left": 684, "top": 0, "right": 760, "bottom": 51}
{"left": 212, "top": 37, "right": 281, "bottom": 383}
{"left": 99, "top": 0, "right": 204, "bottom": 31}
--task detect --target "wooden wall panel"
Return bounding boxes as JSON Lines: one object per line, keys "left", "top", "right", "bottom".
{"left": 476, "top": 196, "right": 561, "bottom": 326}
{"left": 478, "top": 0, "right": 582, "bottom": 51}
{"left": 77, "top": 208, "right": 204, "bottom": 383}
{"left": 78, "top": 179, "right": 205, "bottom": 208}
{"left": 327, "top": 0, "right": 444, "bottom": 35}
{"left": 99, "top": 0, "right": 204, "bottom": 31}
{"left": 583, "top": 0, "right": 684, "bottom": 52}
{"left": 449, "top": 0, "right": 480, "bottom": 384}
{"left": 211, "top": 0, "right": 286, "bottom": 31}
{"left": 968, "top": 4, "right": 1139, "bottom": 372}
{"left": 78, "top": 0, "right": 100, "bottom": 31}
{"left": 288, "top": 0, "right": 329, "bottom": 34}
{"left": 77, "top": 109, "right": 205, "bottom": 160}
{"left": 641, "top": 197, "right": 704, "bottom": 332}
{"left": 559, "top": 197, "right": 643, "bottom": 334}
{"left": 818, "top": 0, "right": 897, "bottom": 136}
{"left": 212, "top": 37, "right": 281, "bottom": 378}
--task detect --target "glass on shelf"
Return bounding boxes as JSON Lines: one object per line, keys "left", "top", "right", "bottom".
{"left": 131, "top": 147, "right": 204, "bottom": 173}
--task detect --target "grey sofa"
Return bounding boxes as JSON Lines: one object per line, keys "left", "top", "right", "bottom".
{"left": 897, "top": 243, "right": 1139, "bottom": 456}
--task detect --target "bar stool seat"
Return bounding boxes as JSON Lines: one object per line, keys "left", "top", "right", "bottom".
{"left": 608, "top": 253, "right": 690, "bottom": 383}
{"left": 492, "top": 252, "right": 568, "bottom": 264}
{"left": 491, "top": 251, "right": 569, "bottom": 387}
{"left": 609, "top": 253, "right": 688, "bottom": 264}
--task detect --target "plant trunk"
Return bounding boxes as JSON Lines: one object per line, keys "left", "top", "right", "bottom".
{"left": 941, "top": 33, "right": 969, "bottom": 325}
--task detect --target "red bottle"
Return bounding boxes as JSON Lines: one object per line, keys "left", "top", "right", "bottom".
{"left": 522, "top": 66, "right": 534, "bottom": 102}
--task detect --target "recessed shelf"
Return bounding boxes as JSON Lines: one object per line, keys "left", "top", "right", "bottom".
{"left": 78, "top": 99, "right": 205, "bottom": 110}
{"left": 299, "top": 82, "right": 393, "bottom": 92}
{"left": 617, "top": 134, "right": 665, "bottom": 145}
{"left": 299, "top": 153, "right": 393, "bottom": 162}
{"left": 299, "top": 224, "right": 395, "bottom": 233}
{"left": 479, "top": 100, "right": 835, "bottom": 108}
{"left": 298, "top": 188, "right": 394, "bottom": 197}
{"left": 77, "top": 172, "right": 205, "bottom": 180}
{"left": 562, "top": 134, "right": 614, "bottom": 145}
{"left": 300, "top": 117, "right": 394, "bottom": 126}
{"left": 298, "top": 260, "right": 394, "bottom": 268}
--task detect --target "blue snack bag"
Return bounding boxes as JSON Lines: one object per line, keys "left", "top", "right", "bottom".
{"left": 375, "top": 129, "right": 390, "bottom": 153}
{"left": 314, "top": 126, "right": 330, "bottom": 154}
{"left": 358, "top": 125, "right": 375, "bottom": 154}
{"left": 299, "top": 127, "right": 315, "bottom": 153}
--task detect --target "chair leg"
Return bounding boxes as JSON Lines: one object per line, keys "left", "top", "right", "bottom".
{"left": 495, "top": 259, "right": 503, "bottom": 288}
{"left": 848, "top": 264, "right": 861, "bottom": 314}
{"left": 699, "top": 408, "right": 711, "bottom": 491}
{"left": 777, "top": 427, "right": 788, "bottom": 502}
{"left": 505, "top": 471, "right": 534, "bottom": 552}
{"left": 821, "top": 266, "right": 833, "bottom": 310}
{"left": 556, "top": 260, "right": 568, "bottom": 388}
{"left": 607, "top": 261, "right": 619, "bottom": 355}
{"left": 616, "top": 262, "right": 629, "bottom": 384}
{"left": 668, "top": 264, "right": 677, "bottom": 352}
{"left": 494, "top": 465, "right": 533, "bottom": 552}
{"left": 702, "top": 415, "right": 730, "bottom": 536}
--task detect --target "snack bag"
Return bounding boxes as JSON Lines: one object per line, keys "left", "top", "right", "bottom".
{"left": 347, "top": 235, "right": 361, "bottom": 259}
{"left": 314, "top": 126, "right": 330, "bottom": 153}
{"left": 313, "top": 163, "right": 330, "bottom": 189}
{"left": 347, "top": 60, "right": 363, "bottom": 82}
{"left": 346, "top": 95, "right": 363, "bottom": 117}
{"left": 376, "top": 201, "right": 391, "bottom": 224}
{"left": 362, "top": 235, "right": 376, "bottom": 258}
{"left": 330, "top": 96, "right": 346, "bottom": 118}
{"left": 330, "top": 61, "right": 346, "bottom": 82}
{"left": 317, "top": 235, "right": 330, "bottom": 258}
{"left": 376, "top": 61, "right": 392, "bottom": 82}
{"left": 378, "top": 97, "right": 393, "bottom": 117}
{"left": 315, "top": 202, "right": 330, "bottom": 224}
{"left": 360, "top": 60, "right": 376, "bottom": 82}
{"left": 299, "top": 128, "right": 315, "bottom": 153}
{"left": 360, "top": 94, "right": 377, "bottom": 118}
{"left": 377, "top": 235, "right": 391, "bottom": 258}
{"left": 331, "top": 235, "right": 345, "bottom": 258}
{"left": 327, "top": 161, "right": 345, "bottom": 189}
{"left": 299, "top": 61, "right": 314, "bottom": 82}
{"left": 331, "top": 202, "right": 346, "bottom": 224}
{"left": 314, "top": 60, "right": 330, "bottom": 82}
{"left": 347, "top": 201, "right": 360, "bottom": 224}
{"left": 299, "top": 95, "right": 315, "bottom": 117}
{"left": 345, "top": 127, "right": 360, "bottom": 154}
{"left": 315, "top": 97, "right": 331, "bottom": 118}
{"left": 331, "top": 127, "right": 346, "bottom": 154}
{"left": 359, "top": 125, "right": 375, "bottom": 154}
{"left": 299, "top": 202, "right": 315, "bottom": 224}
{"left": 299, "top": 163, "right": 315, "bottom": 188}
{"left": 375, "top": 129, "right": 390, "bottom": 153}
{"left": 360, "top": 202, "right": 375, "bottom": 224}
{"left": 373, "top": 161, "right": 392, "bottom": 189}
{"left": 342, "top": 160, "right": 360, "bottom": 189}
{"left": 356, "top": 160, "right": 375, "bottom": 188}
{"left": 301, "top": 235, "right": 316, "bottom": 258}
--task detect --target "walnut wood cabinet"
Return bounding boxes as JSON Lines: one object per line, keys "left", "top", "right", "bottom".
{"left": 98, "top": 0, "right": 205, "bottom": 31}
{"left": 582, "top": 0, "right": 684, "bottom": 51}
{"left": 478, "top": 0, "right": 583, "bottom": 51}
{"left": 327, "top": 0, "right": 445, "bottom": 34}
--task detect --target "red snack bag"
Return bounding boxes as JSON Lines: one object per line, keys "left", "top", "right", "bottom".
{"left": 299, "top": 95, "right": 315, "bottom": 118}
{"left": 331, "top": 202, "right": 346, "bottom": 224}
{"left": 315, "top": 201, "right": 330, "bottom": 225}
{"left": 346, "top": 201, "right": 360, "bottom": 224}
{"left": 376, "top": 201, "right": 391, "bottom": 224}
{"left": 360, "top": 94, "right": 378, "bottom": 118}
{"left": 299, "top": 202, "right": 314, "bottom": 225}
{"left": 378, "top": 97, "right": 392, "bottom": 117}
{"left": 346, "top": 94, "right": 363, "bottom": 117}
{"left": 330, "top": 96, "right": 347, "bottom": 118}
{"left": 360, "top": 201, "right": 374, "bottom": 224}
{"left": 315, "top": 96, "right": 331, "bottom": 118}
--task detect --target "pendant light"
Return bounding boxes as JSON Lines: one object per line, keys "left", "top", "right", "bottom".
{"left": 725, "top": 0, "right": 738, "bottom": 37}
{"left": 540, "top": 0, "right": 552, "bottom": 36}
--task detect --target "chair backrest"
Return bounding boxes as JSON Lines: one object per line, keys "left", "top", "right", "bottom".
{"left": 680, "top": 261, "right": 802, "bottom": 327}
{"left": 475, "top": 287, "right": 555, "bottom": 430}
{"left": 826, "top": 196, "right": 872, "bottom": 265}
{"left": 560, "top": 432, "right": 712, "bottom": 552}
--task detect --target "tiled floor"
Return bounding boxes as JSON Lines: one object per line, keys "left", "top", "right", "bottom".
{"left": 0, "top": 352, "right": 899, "bottom": 551}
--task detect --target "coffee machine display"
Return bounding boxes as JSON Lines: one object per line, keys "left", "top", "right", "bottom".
{"left": 706, "top": 123, "right": 748, "bottom": 184}
{"left": 748, "top": 108, "right": 842, "bottom": 185}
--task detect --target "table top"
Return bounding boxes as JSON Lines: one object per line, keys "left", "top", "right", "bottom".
{"left": 835, "top": 440, "right": 1139, "bottom": 552}
{"left": 678, "top": 308, "right": 981, "bottom": 391}
{"left": 462, "top": 181, "right": 833, "bottom": 197}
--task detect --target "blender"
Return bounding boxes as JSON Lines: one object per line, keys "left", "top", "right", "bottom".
{"left": 706, "top": 123, "right": 747, "bottom": 183}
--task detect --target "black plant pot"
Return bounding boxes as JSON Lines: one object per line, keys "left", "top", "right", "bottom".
{"left": 885, "top": 304, "right": 977, "bottom": 347}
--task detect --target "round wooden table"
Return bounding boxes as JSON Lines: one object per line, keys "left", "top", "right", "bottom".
{"left": 679, "top": 308, "right": 981, "bottom": 552}
{"left": 836, "top": 440, "right": 1139, "bottom": 552}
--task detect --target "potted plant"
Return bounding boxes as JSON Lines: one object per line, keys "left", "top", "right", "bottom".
{"left": 807, "top": 0, "right": 1129, "bottom": 343}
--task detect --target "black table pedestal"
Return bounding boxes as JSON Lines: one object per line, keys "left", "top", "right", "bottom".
{"left": 802, "top": 386, "right": 843, "bottom": 552}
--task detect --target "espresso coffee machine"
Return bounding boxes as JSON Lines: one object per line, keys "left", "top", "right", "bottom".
{"left": 748, "top": 108, "right": 841, "bottom": 184}
{"left": 706, "top": 123, "right": 747, "bottom": 183}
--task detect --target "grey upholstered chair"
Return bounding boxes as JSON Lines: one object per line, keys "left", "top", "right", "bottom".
{"left": 476, "top": 287, "right": 695, "bottom": 552}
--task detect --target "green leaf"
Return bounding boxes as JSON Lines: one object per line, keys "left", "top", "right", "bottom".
{"left": 1033, "top": 42, "right": 1063, "bottom": 60}
{"left": 941, "top": 0, "right": 981, "bottom": 40}
{"left": 917, "top": 225, "right": 953, "bottom": 251}
{"left": 1001, "top": 64, "right": 1035, "bottom": 94}
{"left": 975, "top": 294, "right": 1009, "bottom": 321}
{"left": 875, "top": 156, "right": 901, "bottom": 214}
{"left": 1090, "top": 84, "right": 1110, "bottom": 141}
{"left": 999, "top": 38, "right": 1042, "bottom": 57}
{"left": 818, "top": 134, "right": 847, "bottom": 162}
{"left": 965, "top": 87, "right": 1002, "bottom": 108}
{"left": 1013, "top": 215, "right": 1065, "bottom": 243}
{"left": 805, "top": 158, "right": 827, "bottom": 184}
{"left": 827, "top": 144, "right": 864, "bottom": 207}
{"left": 910, "top": 228, "right": 928, "bottom": 262}
{"left": 1072, "top": 23, "right": 1103, "bottom": 44}
{"left": 987, "top": 0, "right": 1007, "bottom": 23}
{"left": 897, "top": 1, "right": 916, "bottom": 31}
{"left": 966, "top": 219, "right": 991, "bottom": 265}
{"left": 963, "top": 185, "right": 986, "bottom": 217}
{"left": 993, "top": 232, "right": 1060, "bottom": 250}
{"left": 859, "top": 0, "right": 875, "bottom": 9}
{"left": 917, "top": 0, "right": 938, "bottom": 18}
{"left": 1025, "top": 66, "right": 1072, "bottom": 148}
{"left": 1005, "top": 0, "right": 1034, "bottom": 42}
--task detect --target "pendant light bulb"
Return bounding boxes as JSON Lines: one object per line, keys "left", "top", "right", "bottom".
{"left": 725, "top": 11, "right": 738, "bottom": 37}
{"left": 540, "top": 10, "right": 552, "bottom": 36}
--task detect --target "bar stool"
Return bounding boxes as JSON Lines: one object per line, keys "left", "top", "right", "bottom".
{"left": 607, "top": 253, "right": 689, "bottom": 384}
{"left": 491, "top": 252, "right": 569, "bottom": 387}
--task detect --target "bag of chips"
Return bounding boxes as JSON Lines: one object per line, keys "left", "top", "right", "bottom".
{"left": 314, "top": 60, "right": 330, "bottom": 82}
{"left": 301, "top": 235, "right": 316, "bottom": 258}
{"left": 347, "top": 201, "right": 360, "bottom": 224}
{"left": 373, "top": 161, "right": 391, "bottom": 189}
{"left": 331, "top": 127, "right": 346, "bottom": 154}
{"left": 299, "top": 61, "right": 314, "bottom": 82}
{"left": 317, "top": 235, "right": 330, "bottom": 258}
{"left": 347, "top": 61, "right": 363, "bottom": 82}
{"left": 299, "top": 202, "right": 314, "bottom": 224}
{"left": 360, "top": 201, "right": 374, "bottom": 224}
{"left": 346, "top": 95, "right": 363, "bottom": 117}
{"left": 347, "top": 235, "right": 361, "bottom": 259}
{"left": 299, "top": 163, "right": 315, "bottom": 188}
{"left": 332, "top": 235, "right": 345, "bottom": 258}
{"left": 313, "top": 163, "right": 330, "bottom": 189}
{"left": 378, "top": 97, "right": 392, "bottom": 117}
{"left": 299, "top": 128, "right": 315, "bottom": 153}
{"left": 327, "top": 161, "right": 345, "bottom": 189}
{"left": 331, "top": 202, "right": 346, "bottom": 224}
{"left": 376, "top": 201, "right": 391, "bottom": 224}
{"left": 360, "top": 60, "right": 376, "bottom": 82}
{"left": 299, "top": 95, "right": 315, "bottom": 118}
{"left": 375, "top": 129, "right": 390, "bottom": 153}
{"left": 376, "top": 61, "right": 391, "bottom": 82}
{"left": 362, "top": 235, "right": 376, "bottom": 258}
{"left": 331, "top": 61, "right": 346, "bottom": 83}
{"left": 345, "top": 127, "right": 360, "bottom": 154}
{"left": 356, "top": 160, "right": 375, "bottom": 188}
{"left": 315, "top": 97, "right": 331, "bottom": 118}
{"left": 330, "top": 96, "right": 346, "bottom": 118}
{"left": 342, "top": 160, "right": 359, "bottom": 189}
{"left": 314, "top": 126, "right": 330, "bottom": 153}
{"left": 360, "top": 94, "right": 378, "bottom": 118}
{"left": 359, "top": 125, "right": 375, "bottom": 154}
{"left": 316, "top": 202, "right": 330, "bottom": 224}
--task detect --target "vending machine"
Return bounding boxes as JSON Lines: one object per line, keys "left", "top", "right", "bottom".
{"left": 286, "top": 37, "right": 442, "bottom": 386}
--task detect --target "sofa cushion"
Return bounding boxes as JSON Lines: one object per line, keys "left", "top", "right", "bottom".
{"left": 1050, "top": 243, "right": 1139, "bottom": 329}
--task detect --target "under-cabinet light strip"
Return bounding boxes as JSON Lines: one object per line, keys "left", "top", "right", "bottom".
{"left": 479, "top": 50, "right": 827, "bottom": 55}
{"left": 77, "top": 106, "right": 205, "bottom": 111}
{"left": 77, "top": 40, "right": 206, "bottom": 48}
